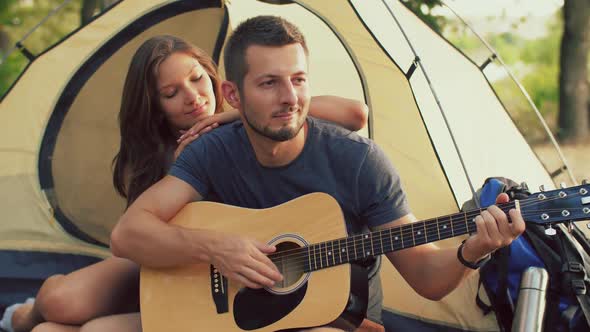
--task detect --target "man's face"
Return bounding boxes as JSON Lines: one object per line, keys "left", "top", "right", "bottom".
{"left": 239, "top": 43, "right": 310, "bottom": 141}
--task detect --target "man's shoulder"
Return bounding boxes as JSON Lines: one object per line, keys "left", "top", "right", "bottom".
{"left": 185, "top": 120, "right": 244, "bottom": 152}
{"left": 309, "top": 117, "right": 374, "bottom": 149}
{"left": 207, "top": 120, "right": 244, "bottom": 140}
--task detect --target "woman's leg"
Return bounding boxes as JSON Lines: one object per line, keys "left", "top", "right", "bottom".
{"left": 79, "top": 313, "right": 141, "bottom": 332}
{"left": 11, "top": 256, "right": 139, "bottom": 332}
{"left": 30, "top": 322, "right": 79, "bottom": 332}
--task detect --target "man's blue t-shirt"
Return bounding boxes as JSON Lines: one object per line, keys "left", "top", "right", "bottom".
{"left": 169, "top": 116, "right": 410, "bottom": 323}
{"left": 170, "top": 117, "right": 409, "bottom": 234}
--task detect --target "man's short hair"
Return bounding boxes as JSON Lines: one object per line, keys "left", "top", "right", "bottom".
{"left": 223, "top": 15, "right": 308, "bottom": 90}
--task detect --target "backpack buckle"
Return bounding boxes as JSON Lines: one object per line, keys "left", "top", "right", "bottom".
{"left": 571, "top": 279, "right": 587, "bottom": 295}
{"left": 563, "top": 262, "right": 585, "bottom": 273}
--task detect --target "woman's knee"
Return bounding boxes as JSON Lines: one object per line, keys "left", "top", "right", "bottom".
{"left": 35, "top": 274, "right": 92, "bottom": 324}
{"left": 31, "top": 321, "right": 79, "bottom": 332}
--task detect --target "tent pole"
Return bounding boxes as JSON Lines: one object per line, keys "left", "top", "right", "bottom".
{"left": 381, "top": 0, "right": 480, "bottom": 208}
{"left": 440, "top": 0, "right": 577, "bottom": 185}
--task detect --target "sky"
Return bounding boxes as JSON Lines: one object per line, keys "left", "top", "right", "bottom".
{"left": 439, "top": 0, "right": 563, "bottom": 18}
{"left": 432, "top": 0, "right": 565, "bottom": 40}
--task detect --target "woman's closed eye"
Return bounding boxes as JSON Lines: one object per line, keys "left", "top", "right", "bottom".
{"left": 163, "top": 89, "right": 177, "bottom": 99}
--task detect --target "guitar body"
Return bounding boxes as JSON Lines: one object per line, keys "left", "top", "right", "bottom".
{"left": 140, "top": 193, "right": 367, "bottom": 331}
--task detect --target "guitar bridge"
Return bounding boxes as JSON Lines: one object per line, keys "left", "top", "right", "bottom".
{"left": 210, "top": 265, "right": 229, "bottom": 314}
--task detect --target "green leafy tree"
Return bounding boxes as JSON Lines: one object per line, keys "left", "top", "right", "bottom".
{"left": 558, "top": 0, "right": 590, "bottom": 144}
{"left": 0, "top": 0, "right": 83, "bottom": 96}
{"left": 400, "top": 0, "right": 446, "bottom": 33}
{"left": 81, "top": 0, "right": 118, "bottom": 25}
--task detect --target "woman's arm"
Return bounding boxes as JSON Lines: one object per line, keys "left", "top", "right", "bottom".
{"left": 174, "top": 110, "right": 240, "bottom": 160}
{"left": 308, "top": 96, "right": 368, "bottom": 131}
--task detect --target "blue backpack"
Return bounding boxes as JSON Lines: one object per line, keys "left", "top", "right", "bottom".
{"left": 463, "top": 178, "right": 590, "bottom": 332}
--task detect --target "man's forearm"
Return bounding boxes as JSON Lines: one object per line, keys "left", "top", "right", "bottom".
{"left": 387, "top": 244, "right": 473, "bottom": 301}
{"left": 110, "top": 208, "right": 213, "bottom": 268}
{"left": 413, "top": 246, "right": 473, "bottom": 300}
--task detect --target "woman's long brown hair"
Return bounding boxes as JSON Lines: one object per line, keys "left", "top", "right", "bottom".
{"left": 112, "top": 35, "right": 223, "bottom": 205}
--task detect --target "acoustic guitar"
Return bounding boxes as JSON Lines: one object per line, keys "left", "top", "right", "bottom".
{"left": 140, "top": 184, "right": 590, "bottom": 331}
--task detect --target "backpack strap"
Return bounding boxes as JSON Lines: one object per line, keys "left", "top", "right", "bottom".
{"left": 558, "top": 226, "right": 590, "bottom": 329}
{"left": 524, "top": 225, "right": 568, "bottom": 328}
{"left": 476, "top": 245, "right": 513, "bottom": 332}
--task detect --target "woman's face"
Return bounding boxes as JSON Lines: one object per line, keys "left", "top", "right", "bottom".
{"left": 156, "top": 52, "right": 216, "bottom": 131}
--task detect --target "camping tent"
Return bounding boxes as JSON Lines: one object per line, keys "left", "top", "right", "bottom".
{"left": 0, "top": 0, "right": 567, "bottom": 330}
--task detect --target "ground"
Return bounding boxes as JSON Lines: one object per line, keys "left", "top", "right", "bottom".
{"left": 534, "top": 142, "right": 589, "bottom": 185}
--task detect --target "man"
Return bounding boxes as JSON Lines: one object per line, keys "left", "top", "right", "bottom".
{"left": 111, "top": 15, "right": 525, "bottom": 331}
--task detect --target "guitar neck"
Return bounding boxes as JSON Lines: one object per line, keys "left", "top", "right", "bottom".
{"left": 269, "top": 201, "right": 517, "bottom": 273}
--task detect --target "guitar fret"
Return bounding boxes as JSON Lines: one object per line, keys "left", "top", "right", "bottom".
{"left": 312, "top": 244, "right": 318, "bottom": 271}
{"left": 307, "top": 246, "right": 311, "bottom": 271}
{"left": 413, "top": 222, "right": 426, "bottom": 246}
{"left": 425, "top": 220, "right": 439, "bottom": 243}
{"left": 319, "top": 242, "right": 323, "bottom": 268}
{"left": 464, "top": 212, "right": 469, "bottom": 234}
{"left": 436, "top": 217, "right": 441, "bottom": 240}
{"left": 450, "top": 215, "right": 455, "bottom": 237}
{"left": 328, "top": 242, "right": 333, "bottom": 266}
{"left": 400, "top": 226, "right": 404, "bottom": 248}
{"left": 423, "top": 222, "right": 427, "bottom": 243}
{"left": 411, "top": 223, "right": 416, "bottom": 246}
{"left": 345, "top": 238, "right": 350, "bottom": 263}
{"left": 388, "top": 229, "right": 393, "bottom": 252}
{"left": 392, "top": 228, "right": 401, "bottom": 251}
{"left": 318, "top": 244, "right": 323, "bottom": 270}
{"left": 353, "top": 235, "right": 358, "bottom": 260}
{"left": 369, "top": 233, "right": 375, "bottom": 256}
{"left": 379, "top": 231, "right": 385, "bottom": 254}
{"left": 337, "top": 239, "right": 342, "bottom": 264}
{"left": 360, "top": 234, "right": 365, "bottom": 258}
{"left": 312, "top": 245, "right": 318, "bottom": 270}
{"left": 321, "top": 242, "right": 326, "bottom": 269}
{"left": 361, "top": 234, "right": 367, "bottom": 258}
{"left": 330, "top": 241, "right": 336, "bottom": 266}
{"left": 441, "top": 218, "right": 451, "bottom": 240}
{"left": 361, "top": 234, "right": 366, "bottom": 258}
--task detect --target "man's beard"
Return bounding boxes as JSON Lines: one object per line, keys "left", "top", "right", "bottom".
{"left": 242, "top": 106, "right": 306, "bottom": 142}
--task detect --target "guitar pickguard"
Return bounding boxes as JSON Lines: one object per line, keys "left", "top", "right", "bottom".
{"left": 233, "top": 282, "right": 307, "bottom": 330}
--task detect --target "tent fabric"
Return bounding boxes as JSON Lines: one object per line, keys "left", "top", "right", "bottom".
{"left": 0, "top": 251, "right": 102, "bottom": 313}
{"left": 44, "top": 0, "right": 228, "bottom": 245}
{"left": 0, "top": 0, "right": 569, "bottom": 330}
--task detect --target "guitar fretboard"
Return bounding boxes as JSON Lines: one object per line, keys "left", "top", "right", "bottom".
{"left": 270, "top": 203, "right": 516, "bottom": 273}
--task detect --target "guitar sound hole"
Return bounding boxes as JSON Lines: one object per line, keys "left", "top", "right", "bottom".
{"left": 272, "top": 241, "right": 305, "bottom": 291}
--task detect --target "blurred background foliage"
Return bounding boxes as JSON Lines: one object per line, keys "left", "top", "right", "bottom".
{"left": 446, "top": 11, "right": 566, "bottom": 143}
{"left": 0, "top": 0, "right": 117, "bottom": 96}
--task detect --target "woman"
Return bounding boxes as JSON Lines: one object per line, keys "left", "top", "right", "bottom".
{"left": 0, "top": 35, "right": 369, "bottom": 332}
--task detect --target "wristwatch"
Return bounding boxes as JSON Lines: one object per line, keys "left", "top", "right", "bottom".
{"left": 457, "top": 240, "right": 491, "bottom": 269}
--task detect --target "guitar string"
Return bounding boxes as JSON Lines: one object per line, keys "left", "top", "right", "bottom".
{"left": 266, "top": 202, "right": 575, "bottom": 264}
{"left": 267, "top": 191, "right": 586, "bottom": 261}
{"left": 267, "top": 207, "right": 589, "bottom": 272}
{"left": 265, "top": 193, "right": 588, "bottom": 271}
{"left": 271, "top": 211, "right": 588, "bottom": 272}
{"left": 267, "top": 208, "right": 590, "bottom": 277}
